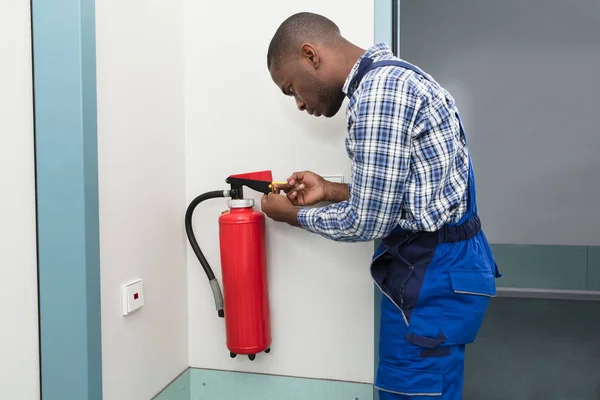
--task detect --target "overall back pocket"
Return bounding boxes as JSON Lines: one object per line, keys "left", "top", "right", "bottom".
{"left": 443, "top": 267, "right": 496, "bottom": 345}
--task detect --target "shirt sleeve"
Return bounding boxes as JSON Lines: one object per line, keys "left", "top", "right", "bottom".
{"left": 296, "top": 74, "right": 426, "bottom": 242}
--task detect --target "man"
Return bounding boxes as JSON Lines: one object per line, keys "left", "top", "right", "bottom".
{"left": 261, "top": 12, "right": 501, "bottom": 400}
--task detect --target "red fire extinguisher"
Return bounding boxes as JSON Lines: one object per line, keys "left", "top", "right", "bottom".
{"left": 185, "top": 170, "right": 275, "bottom": 361}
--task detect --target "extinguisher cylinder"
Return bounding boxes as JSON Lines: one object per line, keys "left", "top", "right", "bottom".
{"left": 219, "top": 200, "right": 272, "bottom": 355}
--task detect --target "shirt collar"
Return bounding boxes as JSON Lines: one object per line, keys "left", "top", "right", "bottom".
{"left": 342, "top": 43, "right": 394, "bottom": 97}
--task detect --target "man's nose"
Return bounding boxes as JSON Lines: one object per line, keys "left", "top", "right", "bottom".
{"left": 295, "top": 98, "right": 305, "bottom": 111}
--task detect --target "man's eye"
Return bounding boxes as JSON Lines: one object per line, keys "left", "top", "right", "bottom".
{"left": 288, "top": 86, "right": 294, "bottom": 95}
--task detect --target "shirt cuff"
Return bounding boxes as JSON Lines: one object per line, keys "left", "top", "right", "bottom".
{"left": 296, "top": 207, "right": 320, "bottom": 233}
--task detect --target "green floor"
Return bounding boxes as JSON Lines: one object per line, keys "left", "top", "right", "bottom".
{"left": 157, "top": 297, "right": 600, "bottom": 400}
{"left": 464, "top": 297, "right": 600, "bottom": 400}
{"left": 154, "top": 368, "right": 372, "bottom": 400}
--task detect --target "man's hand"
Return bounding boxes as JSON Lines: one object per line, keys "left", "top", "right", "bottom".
{"left": 273, "top": 171, "right": 349, "bottom": 205}
{"left": 273, "top": 171, "right": 327, "bottom": 206}
{"left": 261, "top": 193, "right": 300, "bottom": 226}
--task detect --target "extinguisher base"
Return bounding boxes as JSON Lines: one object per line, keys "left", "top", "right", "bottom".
{"left": 228, "top": 347, "right": 270, "bottom": 361}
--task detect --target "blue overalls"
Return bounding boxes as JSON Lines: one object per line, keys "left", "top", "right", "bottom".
{"left": 350, "top": 57, "right": 501, "bottom": 399}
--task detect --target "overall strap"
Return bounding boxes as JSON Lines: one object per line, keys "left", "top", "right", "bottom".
{"left": 453, "top": 114, "right": 477, "bottom": 224}
{"left": 349, "top": 56, "right": 478, "bottom": 222}
{"left": 348, "top": 57, "right": 432, "bottom": 96}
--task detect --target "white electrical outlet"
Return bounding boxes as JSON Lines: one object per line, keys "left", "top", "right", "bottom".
{"left": 121, "top": 278, "right": 144, "bottom": 316}
{"left": 322, "top": 175, "right": 344, "bottom": 183}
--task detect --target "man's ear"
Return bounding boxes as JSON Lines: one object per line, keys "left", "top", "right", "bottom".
{"left": 300, "top": 43, "right": 320, "bottom": 69}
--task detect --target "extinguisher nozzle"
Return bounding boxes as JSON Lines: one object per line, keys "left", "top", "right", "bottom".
{"left": 218, "top": 309, "right": 225, "bottom": 318}
{"left": 209, "top": 278, "right": 225, "bottom": 316}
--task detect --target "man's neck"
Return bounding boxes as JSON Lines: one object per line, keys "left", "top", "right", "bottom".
{"left": 334, "top": 42, "right": 366, "bottom": 88}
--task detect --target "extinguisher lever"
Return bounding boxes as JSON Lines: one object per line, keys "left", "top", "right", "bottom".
{"left": 226, "top": 177, "right": 273, "bottom": 199}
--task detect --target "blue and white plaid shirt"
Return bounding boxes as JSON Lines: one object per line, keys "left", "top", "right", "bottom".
{"left": 297, "top": 43, "right": 470, "bottom": 242}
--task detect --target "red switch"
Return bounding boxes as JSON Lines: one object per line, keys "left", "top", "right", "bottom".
{"left": 134, "top": 293, "right": 139, "bottom": 300}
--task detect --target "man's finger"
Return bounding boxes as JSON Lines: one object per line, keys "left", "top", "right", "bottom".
{"left": 287, "top": 171, "right": 304, "bottom": 186}
{"left": 274, "top": 182, "right": 305, "bottom": 194}
{"left": 286, "top": 173, "right": 297, "bottom": 183}
{"left": 273, "top": 183, "right": 292, "bottom": 192}
{"left": 287, "top": 191, "right": 298, "bottom": 205}
{"left": 298, "top": 190, "right": 306, "bottom": 205}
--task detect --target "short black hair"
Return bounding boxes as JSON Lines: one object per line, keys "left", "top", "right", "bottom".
{"left": 267, "top": 12, "right": 341, "bottom": 70}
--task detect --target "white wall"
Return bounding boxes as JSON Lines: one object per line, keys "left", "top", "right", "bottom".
{"left": 184, "top": 2, "right": 375, "bottom": 383}
{"left": 0, "top": 2, "right": 40, "bottom": 399}
{"left": 95, "top": 0, "right": 188, "bottom": 399}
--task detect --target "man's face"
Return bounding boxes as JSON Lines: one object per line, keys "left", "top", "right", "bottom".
{"left": 270, "top": 59, "right": 345, "bottom": 118}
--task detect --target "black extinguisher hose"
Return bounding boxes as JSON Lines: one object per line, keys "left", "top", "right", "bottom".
{"left": 185, "top": 190, "right": 227, "bottom": 318}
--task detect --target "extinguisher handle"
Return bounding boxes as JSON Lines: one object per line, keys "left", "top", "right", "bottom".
{"left": 210, "top": 278, "right": 225, "bottom": 318}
